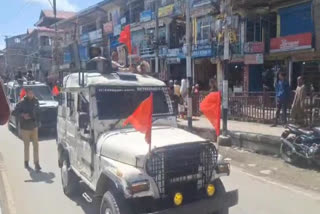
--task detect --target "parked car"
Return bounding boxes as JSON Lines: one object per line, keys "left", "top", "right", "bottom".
{"left": 56, "top": 71, "right": 238, "bottom": 214}
{"left": 6, "top": 80, "right": 58, "bottom": 135}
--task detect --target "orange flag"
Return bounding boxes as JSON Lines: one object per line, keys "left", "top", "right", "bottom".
{"left": 200, "top": 92, "right": 221, "bottom": 137}
{"left": 20, "top": 88, "right": 26, "bottom": 100}
{"left": 123, "top": 93, "right": 153, "bottom": 145}
{"left": 119, "top": 25, "right": 132, "bottom": 55}
{"left": 52, "top": 85, "right": 60, "bottom": 96}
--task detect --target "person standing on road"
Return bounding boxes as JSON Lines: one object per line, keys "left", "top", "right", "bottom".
{"left": 13, "top": 88, "right": 41, "bottom": 171}
{"left": 272, "top": 72, "right": 290, "bottom": 127}
{"left": 291, "top": 76, "right": 306, "bottom": 126}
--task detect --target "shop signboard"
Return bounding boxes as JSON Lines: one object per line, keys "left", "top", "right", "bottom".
{"left": 80, "top": 33, "right": 89, "bottom": 44}
{"left": 167, "top": 58, "right": 181, "bottom": 64}
{"left": 244, "top": 54, "right": 264, "bottom": 65}
{"left": 140, "top": 10, "right": 153, "bottom": 22}
{"left": 114, "top": 25, "right": 121, "bottom": 36}
{"left": 244, "top": 42, "right": 265, "bottom": 53}
{"left": 88, "top": 29, "right": 102, "bottom": 42}
{"left": 192, "top": 0, "right": 213, "bottom": 8}
{"left": 192, "top": 44, "right": 213, "bottom": 58}
{"left": 79, "top": 45, "right": 88, "bottom": 61}
{"left": 270, "top": 32, "right": 312, "bottom": 53}
{"left": 63, "top": 51, "right": 71, "bottom": 64}
{"left": 120, "top": 17, "right": 126, "bottom": 25}
{"left": 103, "top": 22, "right": 113, "bottom": 34}
{"left": 158, "top": 4, "right": 174, "bottom": 18}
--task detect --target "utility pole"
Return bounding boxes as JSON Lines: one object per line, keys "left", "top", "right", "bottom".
{"left": 219, "top": 0, "right": 232, "bottom": 145}
{"left": 154, "top": 0, "right": 159, "bottom": 74}
{"left": 186, "top": 0, "right": 193, "bottom": 129}
{"left": 53, "top": 0, "right": 59, "bottom": 79}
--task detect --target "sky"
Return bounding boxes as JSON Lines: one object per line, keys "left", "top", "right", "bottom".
{"left": 0, "top": 0, "right": 103, "bottom": 49}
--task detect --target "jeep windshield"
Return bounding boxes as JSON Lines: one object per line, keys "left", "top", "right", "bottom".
{"left": 17, "top": 85, "right": 54, "bottom": 101}
{"left": 96, "top": 87, "right": 172, "bottom": 120}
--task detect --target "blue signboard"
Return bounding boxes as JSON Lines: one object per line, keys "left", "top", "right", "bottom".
{"left": 192, "top": 44, "right": 213, "bottom": 58}
{"left": 80, "top": 33, "right": 89, "bottom": 44}
{"left": 63, "top": 51, "right": 71, "bottom": 64}
{"left": 140, "top": 10, "right": 153, "bottom": 22}
{"left": 79, "top": 45, "right": 88, "bottom": 61}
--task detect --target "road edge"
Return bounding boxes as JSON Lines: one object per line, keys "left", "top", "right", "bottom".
{"left": 0, "top": 153, "right": 16, "bottom": 214}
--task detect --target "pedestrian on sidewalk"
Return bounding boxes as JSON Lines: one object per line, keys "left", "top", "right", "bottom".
{"left": 13, "top": 88, "right": 41, "bottom": 171}
{"left": 0, "top": 77, "right": 10, "bottom": 125}
{"left": 272, "top": 72, "right": 290, "bottom": 127}
{"left": 291, "top": 76, "right": 306, "bottom": 126}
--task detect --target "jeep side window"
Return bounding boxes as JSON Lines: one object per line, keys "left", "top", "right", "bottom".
{"left": 67, "top": 92, "right": 76, "bottom": 121}
{"left": 78, "top": 93, "right": 89, "bottom": 113}
{"left": 59, "top": 92, "right": 67, "bottom": 118}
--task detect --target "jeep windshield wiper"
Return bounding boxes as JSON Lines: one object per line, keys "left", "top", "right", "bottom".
{"left": 109, "top": 119, "right": 123, "bottom": 130}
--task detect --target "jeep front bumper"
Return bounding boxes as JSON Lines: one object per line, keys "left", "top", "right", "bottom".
{"left": 147, "top": 190, "right": 238, "bottom": 214}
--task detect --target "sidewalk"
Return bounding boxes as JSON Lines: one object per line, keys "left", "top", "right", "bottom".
{"left": 177, "top": 117, "right": 285, "bottom": 155}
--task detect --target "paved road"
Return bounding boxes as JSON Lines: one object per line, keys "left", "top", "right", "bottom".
{"left": 0, "top": 126, "right": 319, "bottom": 214}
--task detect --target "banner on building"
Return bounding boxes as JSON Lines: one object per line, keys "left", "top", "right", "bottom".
{"left": 244, "top": 42, "right": 265, "bottom": 53}
{"left": 103, "top": 22, "right": 113, "bottom": 34}
{"left": 244, "top": 54, "right": 264, "bottom": 65}
{"left": 88, "top": 29, "right": 102, "bottom": 42}
{"left": 140, "top": 10, "right": 153, "bottom": 22}
{"left": 270, "top": 32, "right": 312, "bottom": 53}
{"left": 158, "top": 4, "right": 174, "bottom": 18}
{"left": 114, "top": 25, "right": 121, "bottom": 36}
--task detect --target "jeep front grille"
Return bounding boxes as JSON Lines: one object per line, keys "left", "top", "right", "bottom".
{"left": 146, "top": 143, "right": 218, "bottom": 197}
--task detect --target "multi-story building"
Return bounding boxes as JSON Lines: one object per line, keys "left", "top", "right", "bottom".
{"left": 54, "top": 0, "right": 127, "bottom": 79}
{"left": 23, "top": 10, "right": 75, "bottom": 82}
{"left": 4, "top": 34, "right": 27, "bottom": 79}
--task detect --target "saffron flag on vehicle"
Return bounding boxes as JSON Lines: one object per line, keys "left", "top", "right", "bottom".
{"left": 119, "top": 25, "right": 132, "bottom": 55}
{"left": 200, "top": 92, "right": 221, "bottom": 137}
{"left": 52, "top": 85, "right": 60, "bottom": 96}
{"left": 20, "top": 88, "right": 26, "bottom": 100}
{"left": 0, "top": 80, "right": 10, "bottom": 125}
{"left": 123, "top": 93, "right": 153, "bottom": 145}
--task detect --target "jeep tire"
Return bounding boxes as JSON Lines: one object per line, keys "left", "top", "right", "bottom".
{"left": 213, "top": 179, "right": 229, "bottom": 214}
{"left": 100, "top": 191, "right": 131, "bottom": 214}
{"left": 61, "top": 157, "right": 80, "bottom": 197}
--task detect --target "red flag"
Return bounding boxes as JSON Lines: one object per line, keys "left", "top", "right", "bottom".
{"left": 20, "top": 88, "right": 26, "bottom": 100}
{"left": 200, "top": 92, "right": 221, "bottom": 137}
{"left": 0, "top": 81, "right": 10, "bottom": 125}
{"left": 119, "top": 25, "right": 132, "bottom": 55}
{"left": 123, "top": 93, "right": 153, "bottom": 144}
{"left": 52, "top": 85, "right": 60, "bottom": 96}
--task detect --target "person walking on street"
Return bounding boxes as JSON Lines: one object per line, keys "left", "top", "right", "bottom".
{"left": 14, "top": 88, "right": 41, "bottom": 171}
{"left": 291, "top": 76, "right": 306, "bottom": 126}
{"left": 272, "top": 72, "right": 290, "bottom": 127}
{"left": 0, "top": 77, "right": 10, "bottom": 125}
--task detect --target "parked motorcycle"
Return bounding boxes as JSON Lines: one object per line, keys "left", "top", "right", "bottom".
{"left": 280, "top": 124, "right": 320, "bottom": 166}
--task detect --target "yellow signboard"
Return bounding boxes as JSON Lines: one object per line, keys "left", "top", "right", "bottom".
{"left": 158, "top": 4, "right": 174, "bottom": 18}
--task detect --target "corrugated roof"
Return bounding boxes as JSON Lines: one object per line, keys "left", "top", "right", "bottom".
{"left": 42, "top": 10, "right": 76, "bottom": 19}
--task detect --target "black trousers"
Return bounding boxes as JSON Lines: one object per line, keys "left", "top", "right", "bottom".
{"left": 276, "top": 99, "right": 288, "bottom": 124}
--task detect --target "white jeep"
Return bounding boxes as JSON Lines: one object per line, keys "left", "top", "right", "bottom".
{"left": 56, "top": 71, "right": 238, "bottom": 214}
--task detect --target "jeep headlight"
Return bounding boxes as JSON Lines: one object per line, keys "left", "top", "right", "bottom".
{"left": 128, "top": 180, "right": 150, "bottom": 194}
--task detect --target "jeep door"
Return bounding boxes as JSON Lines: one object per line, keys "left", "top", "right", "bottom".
{"left": 57, "top": 92, "right": 67, "bottom": 148}
{"left": 77, "top": 92, "right": 94, "bottom": 179}
{"left": 65, "top": 92, "right": 80, "bottom": 169}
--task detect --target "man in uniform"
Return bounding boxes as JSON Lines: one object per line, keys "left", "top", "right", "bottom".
{"left": 14, "top": 88, "right": 41, "bottom": 171}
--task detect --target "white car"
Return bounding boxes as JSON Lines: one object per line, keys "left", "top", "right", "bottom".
{"left": 56, "top": 71, "right": 238, "bottom": 214}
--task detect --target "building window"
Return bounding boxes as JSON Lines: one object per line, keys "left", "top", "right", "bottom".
{"left": 246, "top": 18, "right": 262, "bottom": 42}
{"left": 145, "top": 0, "right": 155, "bottom": 11}
{"left": 196, "top": 16, "right": 212, "bottom": 43}
{"left": 129, "top": 0, "right": 144, "bottom": 23}
{"left": 40, "top": 36, "right": 51, "bottom": 46}
{"left": 81, "top": 23, "right": 96, "bottom": 34}
{"left": 161, "top": 0, "right": 174, "bottom": 7}
{"left": 14, "top": 38, "right": 21, "bottom": 43}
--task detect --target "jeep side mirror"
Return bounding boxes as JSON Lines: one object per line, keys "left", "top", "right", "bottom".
{"left": 79, "top": 112, "right": 89, "bottom": 129}
{"left": 9, "top": 98, "right": 14, "bottom": 103}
